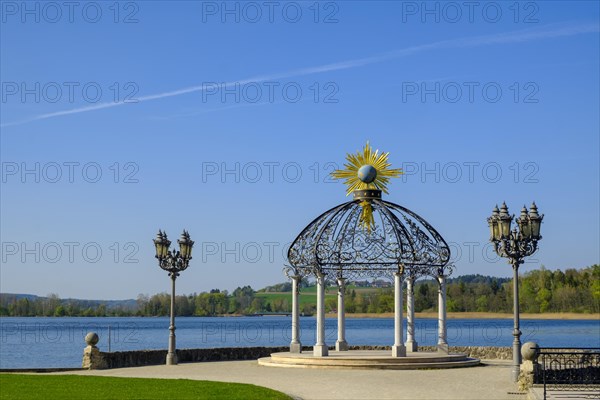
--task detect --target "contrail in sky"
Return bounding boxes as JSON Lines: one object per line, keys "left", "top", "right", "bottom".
{"left": 2, "top": 22, "right": 597, "bottom": 128}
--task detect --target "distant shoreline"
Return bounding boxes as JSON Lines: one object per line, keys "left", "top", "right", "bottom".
{"left": 327, "top": 312, "right": 600, "bottom": 320}
{"left": 2, "top": 312, "right": 598, "bottom": 320}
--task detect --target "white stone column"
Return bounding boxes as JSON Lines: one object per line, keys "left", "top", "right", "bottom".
{"left": 405, "top": 275, "right": 418, "bottom": 352}
{"left": 392, "top": 272, "right": 406, "bottom": 357}
{"left": 290, "top": 275, "right": 302, "bottom": 353}
{"left": 336, "top": 277, "right": 348, "bottom": 351}
{"left": 314, "top": 272, "right": 328, "bottom": 357}
{"left": 437, "top": 273, "right": 449, "bottom": 353}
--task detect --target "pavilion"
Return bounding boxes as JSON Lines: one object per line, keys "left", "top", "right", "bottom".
{"left": 285, "top": 143, "right": 453, "bottom": 357}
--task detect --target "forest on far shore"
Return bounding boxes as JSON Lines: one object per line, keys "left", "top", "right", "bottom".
{"left": 1, "top": 265, "right": 598, "bottom": 317}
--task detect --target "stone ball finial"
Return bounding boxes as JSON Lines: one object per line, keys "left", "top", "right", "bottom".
{"left": 85, "top": 332, "right": 99, "bottom": 346}
{"left": 521, "top": 341, "right": 539, "bottom": 361}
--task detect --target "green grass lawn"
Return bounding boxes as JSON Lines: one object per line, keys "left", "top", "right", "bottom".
{"left": 0, "top": 374, "right": 292, "bottom": 400}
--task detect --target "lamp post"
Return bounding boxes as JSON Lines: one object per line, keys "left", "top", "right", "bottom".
{"left": 488, "top": 202, "right": 543, "bottom": 382}
{"left": 153, "top": 229, "right": 194, "bottom": 365}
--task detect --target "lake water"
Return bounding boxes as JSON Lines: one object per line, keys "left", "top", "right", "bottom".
{"left": 1, "top": 316, "right": 598, "bottom": 369}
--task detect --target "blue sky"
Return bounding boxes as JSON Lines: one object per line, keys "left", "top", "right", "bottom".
{"left": 1, "top": 1, "right": 599, "bottom": 299}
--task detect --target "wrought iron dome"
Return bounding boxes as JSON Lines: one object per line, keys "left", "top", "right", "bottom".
{"left": 287, "top": 143, "right": 451, "bottom": 281}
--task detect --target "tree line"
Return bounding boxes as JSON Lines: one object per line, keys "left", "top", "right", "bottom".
{"left": 1, "top": 265, "right": 598, "bottom": 317}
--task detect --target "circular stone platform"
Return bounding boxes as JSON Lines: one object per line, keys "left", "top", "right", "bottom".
{"left": 258, "top": 350, "right": 480, "bottom": 370}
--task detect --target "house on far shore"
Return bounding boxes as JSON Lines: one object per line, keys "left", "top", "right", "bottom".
{"left": 371, "top": 279, "right": 391, "bottom": 288}
{"left": 349, "top": 279, "right": 391, "bottom": 288}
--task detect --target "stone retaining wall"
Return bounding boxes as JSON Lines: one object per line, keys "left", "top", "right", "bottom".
{"left": 420, "top": 346, "right": 513, "bottom": 360}
{"left": 99, "top": 346, "right": 293, "bottom": 369}
{"left": 87, "top": 345, "right": 512, "bottom": 369}
{"left": 348, "top": 345, "right": 512, "bottom": 360}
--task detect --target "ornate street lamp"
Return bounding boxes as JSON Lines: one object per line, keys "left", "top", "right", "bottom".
{"left": 488, "top": 202, "right": 543, "bottom": 382}
{"left": 153, "top": 229, "right": 194, "bottom": 365}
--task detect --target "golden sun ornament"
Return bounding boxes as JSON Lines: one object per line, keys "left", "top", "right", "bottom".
{"left": 331, "top": 142, "right": 402, "bottom": 195}
{"left": 331, "top": 142, "right": 402, "bottom": 196}
{"left": 331, "top": 142, "right": 403, "bottom": 232}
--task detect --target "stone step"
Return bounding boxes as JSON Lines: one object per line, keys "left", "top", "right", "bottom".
{"left": 270, "top": 353, "right": 468, "bottom": 364}
{"left": 258, "top": 350, "right": 480, "bottom": 370}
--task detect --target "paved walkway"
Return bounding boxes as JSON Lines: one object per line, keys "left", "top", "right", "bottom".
{"left": 53, "top": 360, "right": 525, "bottom": 400}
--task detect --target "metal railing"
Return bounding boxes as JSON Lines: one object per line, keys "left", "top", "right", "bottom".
{"left": 534, "top": 347, "right": 600, "bottom": 399}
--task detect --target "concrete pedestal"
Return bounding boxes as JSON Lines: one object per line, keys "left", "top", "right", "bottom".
{"left": 406, "top": 341, "right": 418, "bottom": 353}
{"left": 336, "top": 340, "right": 349, "bottom": 351}
{"left": 290, "top": 342, "right": 302, "bottom": 353}
{"left": 437, "top": 343, "right": 449, "bottom": 354}
{"left": 166, "top": 352, "right": 177, "bottom": 365}
{"left": 82, "top": 345, "right": 107, "bottom": 370}
{"left": 313, "top": 344, "right": 329, "bottom": 357}
{"left": 391, "top": 345, "right": 407, "bottom": 357}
